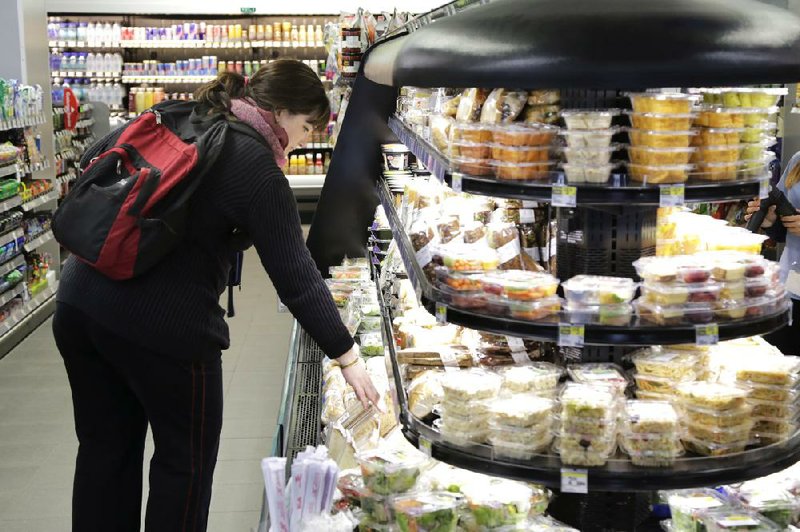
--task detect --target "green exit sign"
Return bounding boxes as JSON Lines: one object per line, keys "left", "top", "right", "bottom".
{"left": 240, "top": 7, "right": 256, "bottom": 13}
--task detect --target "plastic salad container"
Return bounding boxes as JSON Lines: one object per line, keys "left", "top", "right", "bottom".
{"left": 440, "top": 370, "right": 502, "bottom": 402}
{"left": 441, "top": 245, "right": 500, "bottom": 272}
{"left": 631, "top": 350, "right": 700, "bottom": 380}
{"left": 699, "top": 509, "right": 780, "bottom": 532}
{"left": 491, "top": 123, "right": 558, "bottom": 147}
{"left": 737, "top": 380, "right": 798, "bottom": 403}
{"left": 489, "top": 421, "right": 552, "bottom": 446}
{"left": 554, "top": 434, "right": 617, "bottom": 467}
{"left": 561, "top": 145, "right": 619, "bottom": 164}
{"left": 560, "top": 109, "right": 620, "bottom": 130}
{"left": 448, "top": 141, "right": 491, "bottom": 159}
{"left": 628, "top": 128, "right": 697, "bottom": 148}
{"left": 560, "top": 127, "right": 620, "bottom": 148}
{"left": 560, "top": 382, "right": 619, "bottom": 420}
{"left": 691, "top": 145, "right": 743, "bottom": 164}
{"left": 490, "top": 144, "right": 551, "bottom": 163}
{"left": 628, "top": 146, "right": 696, "bottom": 165}
{"left": 489, "top": 396, "right": 554, "bottom": 427}
{"left": 434, "top": 267, "right": 484, "bottom": 292}
{"left": 627, "top": 163, "right": 693, "bottom": 184}
{"left": 734, "top": 356, "right": 800, "bottom": 386}
{"left": 460, "top": 479, "right": 532, "bottom": 529}
{"left": 684, "top": 419, "right": 754, "bottom": 444}
{"left": 492, "top": 160, "right": 557, "bottom": 181}
{"left": 633, "top": 257, "right": 713, "bottom": 284}
{"left": 561, "top": 162, "right": 617, "bottom": 183}
{"left": 489, "top": 433, "right": 553, "bottom": 460}
{"left": 390, "top": 491, "right": 465, "bottom": 532}
{"left": 733, "top": 487, "right": 800, "bottom": 529}
{"left": 481, "top": 270, "right": 560, "bottom": 301}
{"left": 623, "top": 400, "right": 680, "bottom": 434}
{"left": 562, "top": 275, "right": 636, "bottom": 305}
{"left": 451, "top": 122, "right": 493, "bottom": 143}
{"left": 627, "top": 93, "right": 699, "bottom": 114}
{"left": 505, "top": 297, "right": 562, "bottom": 321}
{"left": 451, "top": 156, "right": 493, "bottom": 176}
{"left": 522, "top": 515, "right": 579, "bottom": 531}
{"left": 360, "top": 490, "right": 394, "bottom": 523}
{"left": 748, "top": 398, "right": 798, "bottom": 419}
{"left": 680, "top": 403, "right": 754, "bottom": 429}
{"left": 359, "top": 333, "right": 384, "bottom": 357}
{"left": 695, "top": 87, "right": 787, "bottom": 109}
{"left": 627, "top": 111, "right": 696, "bottom": 131}
{"left": 635, "top": 300, "right": 714, "bottom": 326}
{"left": 356, "top": 449, "right": 427, "bottom": 495}
{"left": 567, "top": 363, "right": 629, "bottom": 395}
{"left": 692, "top": 127, "right": 746, "bottom": 146}
{"left": 565, "top": 302, "right": 632, "bottom": 326}
{"left": 330, "top": 265, "right": 370, "bottom": 281}
{"left": 439, "top": 407, "right": 490, "bottom": 432}
{"left": 634, "top": 373, "right": 691, "bottom": 394}
{"left": 500, "top": 362, "right": 563, "bottom": 393}
{"left": 665, "top": 489, "right": 730, "bottom": 532}
{"left": 642, "top": 282, "right": 721, "bottom": 305}
{"left": 676, "top": 382, "right": 749, "bottom": 411}
{"left": 434, "top": 418, "right": 488, "bottom": 446}
{"left": 440, "top": 397, "right": 491, "bottom": 418}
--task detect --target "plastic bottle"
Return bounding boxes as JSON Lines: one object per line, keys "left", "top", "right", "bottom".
{"left": 296, "top": 153, "right": 306, "bottom": 174}
{"left": 68, "top": 53, "right": 78, "bottom": 71}
{"left": 135, "top": 88, "right": 146, "bottom": 114}
{"left": 77, "top": 22, "right": 87, "bottom": 43}
{"left": 112, "top": 22, "right": 121, "bottom": 45}
{"left": 86, "top": 22, "right": 96, "bottom": 44}
{"left": 315, "top": 154, "right": 323, "bottom": 174}
{"left": 315, "top": 25, "right": 323, "bottom": 47}
{"left": 248, "top": 25, "right": 257, "bottom": 41}
{"left": 102, "top": 23, "right": 113, "bottom": 45}
{"left": 128, "top": 87, "right": 138, "bottom": 114}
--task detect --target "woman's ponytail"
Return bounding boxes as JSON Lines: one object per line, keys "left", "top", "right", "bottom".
{"left": 194, "top": 71, "right": 247, "bottom": 114}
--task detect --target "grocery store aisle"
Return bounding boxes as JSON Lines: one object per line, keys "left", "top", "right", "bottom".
{"left": 0, "top": 248, "right": 295, "bottom": 531}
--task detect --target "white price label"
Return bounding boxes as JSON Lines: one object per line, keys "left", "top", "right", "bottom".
{"left": 552, "top": 185, "right": 577, "bottom": 208}
{"left": 439, "top": 347, "right": 459, "bottom": 372}
{"left": 759, "top": 177, "right": 770, "bottom": 200}
{"left": 451, "top": 172, "right": 463, "bottom": 193}
{"left": 414, "top": 279, "right": 422, "bottom": 302}
{"left": 497, "top": 239, "right": 521, "bottom": 264}
{"left": 519, "top": 208, "right": 536, "bottom": 224}
{"left": 506, "top": 335, "right": 525, "bottom": 351}
{"left": 435, "top": 302, "right": 447, "bottom": 324}
{"left": 558, "top": 324, "right": 585, "bottom": 348}
{"left": 561, "top": 468, "right": 588, "bottom": 494}
{"left": 695, "top": 323, "right": 719, "bottom": 346}
{"left": 415, "top": 243, "right": 433, "bottom": 268}
{"left": 511, "top": 351, "right": 531, "bottom": 364}
{"left": 659, "top": 184, "right": 685, "bottom": 207}
{"left": 522, "top": 200, "right": 538, "bottom": 208}
{"left": 418, "top": 437, "right": 432, "bottom": 457}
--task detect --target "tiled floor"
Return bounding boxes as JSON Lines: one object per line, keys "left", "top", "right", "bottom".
{"left": 0, "top": 248, "right": 294, "bottom": 531}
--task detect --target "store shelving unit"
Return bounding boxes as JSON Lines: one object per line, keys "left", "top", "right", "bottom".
{"left": 306, "top": 0, "right": 800, "bottom": 529}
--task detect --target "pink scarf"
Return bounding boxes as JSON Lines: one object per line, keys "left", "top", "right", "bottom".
{"left": 229, "top": 97, "right": 289, "bottom": 167}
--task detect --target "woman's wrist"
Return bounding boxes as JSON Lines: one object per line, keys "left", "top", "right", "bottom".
{"left": 336, "top": 343, "right": 359, "bottom": 367}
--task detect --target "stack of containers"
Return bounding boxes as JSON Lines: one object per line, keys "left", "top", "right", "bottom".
{"left": 448, "top": 122, "right": 560, "bottom": 181}
{"left": 486, "top": 396, "right": 555, "bottom": 460}
{"left": 355, "top": 448, "right": 428, "bottom": 528}
{"left": 699, "top": 508, "right": 781, "bottom": 532}
{"left": 728, "top": 483, "right": 800, "bottom": 529}
{"left": 676, "top": 381, "right": 753, "bottom": 456}
{"left": 633, "top": 255, "right": 720, "bottom": 326}
{"left": 625, "top": 93, "right": 699, "bottom": 184}
{"left": 436, "top": 370, "right": 502, "bottom": 446}
{"left": 691, "top": 87, "right": 786, "bottom": 181}
{"left": 498, "top": 362, "right": 563, "bottom": 399}
{"left": 663, "top": 489, "right": 732, "bottom": 532}
{"left": 630, "top": 349, "right": 701, "bottom": 401}
{"left": 562, "top": 274, "right": 637, "bottom": 326}
{"left": 554, "top": 382, "right": 619, "bottom": 467}
{"left": 558, "top": 108, "right": 621, "bottom": 184}
{"left": 726, "top": 356, "right": 800, "bottom": 446}
{"left": 479, "top": 269, "right": 562, "bottom": 322}
{"left": 619, "top": 400, "right": 683, "bottom": 467}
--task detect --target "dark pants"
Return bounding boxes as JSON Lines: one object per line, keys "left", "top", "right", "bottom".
{"left": 53, "top": 303, "right": 223, "bottom": 532}
{"left": 764, "top": 297, "right": 800, "bottom": 356}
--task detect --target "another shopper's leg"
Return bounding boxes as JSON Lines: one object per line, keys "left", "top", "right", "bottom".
{"left": 53, "top": 303, "right": 148, "bottom": 532}
{"left": 764, "top": 298, "right": 800, "bottom": 355}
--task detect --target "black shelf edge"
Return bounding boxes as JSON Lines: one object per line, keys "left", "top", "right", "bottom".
{"left": 376, "top": 178, "right": 790, "bottom": 346}
{"left": 388, "top": 116, "right": 766, "bottom": 206}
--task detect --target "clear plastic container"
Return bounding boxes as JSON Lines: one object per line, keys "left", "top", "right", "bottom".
{"left": 554, "top": 433, "right": 617, "bottom": 466}
{"left": 693, "top": 160, "right": 755, "bottom": 181}
{"left": 694, "top": 106, "right": 779, "bottom": 129}
{"left": 665, "top": 489, "right": 731, "bottom": 532}
{"left": 680, "top": 403, "right": 754, "bottom": 429}
{"left": 491, "top": 160, "right": 557, "bottom": 181}
{"left": 626, "top": 447, "right": 684, "bottom": 467}
{"left": 434, "top": 418, "right": 488, "bottom": 446}
{"left": 738, "top": 380, "right": 798, "bottom": 403}
{"left": 692, "top": 127, "right": 746, "bottom": 147}
{"left": 751, "top": 418, "right": 796, "bottom": 436}
{"left": 438, "top": 285, "right": 488, "bottom": 310}
{"left": 567, "top": 363, "right": 629, "bottom": 395}
{"left": 565, "top": 302, "right": 632, "bottom": 326}
{"left": 562, "top": 275, "right": 637, "bottom": 305}
{"left": 451, "top": 122, "right": 493, "bottom": 143}
{"left": 448, "top": 140, "right": 491, "bottom": 159}
{"left": 440, "top": 397, "right": 491, "bottom": 418}
{"left": 561, "top": 162, "right": 617, "bottom": 183}
{"left": 434, "top": 267, "right": 484, "bottom": 292}
{"left": 439, "top": 408, "right": 490, "bottom": 432}
{"left": 695, "top": 87, "right": 787, "bottom": 109}
{"left": 740, "top": 124, "right": 778, "bottom": 143}
{"left": 628, "top": 146, "right": 696, "bottom": 165}
{"left": 691, "top": 145, "right": 743, "bottom": 164}
{"left": 623, "top": 400, "right": 680, "bottom": 433}
{"left": 685, "top": 419, "right": 754, "bottom": 444}
{"left": 636, "top": 389, "right": 677, "bottom": 402}
{"left": 561, "top": 145, "right": 619, "bottom": 164}
{"left": 460, "top": 478, "right": 533, "bottom": 529}
{"left": 491, "top": 123, "right": 558, "bottom": 146}
{"left": 627, "top": 163, "right": 693, "bottom": 183}
{"left": 560, "top": 382, "right": 619, "bottom": 419}
{"left": 481, "top": 270, "right": 560, "bottom": 301}
{"left": 699, "top": 509, "right": 780, "bottom": 532}
{"left": 560, "top": 109, "right": 620, "bottom": 130}
{"left": 360, "top": 490, "right": 393, "bottom": 524}
{"left": 733, "top": 486, "right": 800, "bottom": 529}
{"left": 628, "top": 128, "right": 697, "bottom": 148}
{"left": 489, "top": 396, "right": 554, "bottom": 427}
{"left": 676, "top": 382, "right": 749, "bottom": 411}
{"left": 390, "top": 491, "right": 464, "bottom": 532}
{"left": 451, "top": 156, "right": 493, "bottom": 176}
{"left": 634, "top": 373, "right": 692, "bottom": 394}
{"left": 560, "top": 127, "right": 620, "bottom": 148}
{"left": 356, "top": 449, "right": 427, "bottom": 495}
{"left": 489, "top": 433, "right": 553, "bottom": 460}
{"left": 630, "top": 350, "right": 700, "bottom": 380}
{"left": 440, "top": 245, "right": 499, "bottom": 272}
{"left": 718, "top": 280, "right": 746, "bottom": 301}
{"left": 635, "top": 300, "right": 714, "bottom": 326}
{"left": 642, "top": 282, "right": 721, "bottom": 305}
{"left": 360, "top": 333, "right": 384, "bottom": 357}
{"left": 734, "top": 356, "right": 800, "bottom": 386}
{"left": 489, "top": 420, "right": 552, "bottom": 445}
{"left": 506, "top": 296, "right": 561, "bottom": 321}
{"left": 440, "top": 369, "right": 502, "bottom": 402}
{"left": 705, "top": 230, "right": 769, "bottom": 255}
{"left": 633, "top": 257, "right": 713, "bottom": 284}
{"left": 626, "top": 111, "right": 696, "bottom": 131}
{"left": 329, "top": 265, "right": 370, "bottom": 280}
{"left": 711, "top": 262, "right": 747, "bottom": 282}
{"left": 738, "top": 140, "right": 774, "bottom": 162}
{"left": 558, "top": 411, "right": 619, "bottom": 436}
{"left": 523, "top": 515, "right": 580, "bottom": 532}
{"left": 748, "top": 397, "right": 798, "bottom": 419}
{"left": 490, "top": 144, "right": 551, "bottom": 163}
{"left": 620, "top": 431, "right": 683, "bottom": 452}
{"left": 627, "top": 93, "right": 699, "bottom": 114}
{"left": 499, "top": 362, "right": 563, "bottom": 393}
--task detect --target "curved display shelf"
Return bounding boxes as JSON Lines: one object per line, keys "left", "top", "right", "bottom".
{"left": 389, "top": 117, "right": 768, "bottom": 206}
{"left": 49, "top": 40, "right": 324, "bottom": 50}
{"left": 377, "top": 178, "right": 790, "bottom": 345}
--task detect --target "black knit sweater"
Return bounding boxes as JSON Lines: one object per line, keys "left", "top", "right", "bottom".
{"left": 57, "top": 125, "right": 353, "bottom": 362}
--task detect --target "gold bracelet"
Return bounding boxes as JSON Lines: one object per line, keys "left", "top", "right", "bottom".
{"left": 340, "top": 356, "right": 360, "bottom": 370}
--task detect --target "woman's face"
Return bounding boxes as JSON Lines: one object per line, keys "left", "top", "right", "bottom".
{"left": 275, "top": 110, "right": 315, "bottom": 153}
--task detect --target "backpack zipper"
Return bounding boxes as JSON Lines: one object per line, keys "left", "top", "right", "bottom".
{"left": 149, "top": 109, "right": 162, "bottom": 125}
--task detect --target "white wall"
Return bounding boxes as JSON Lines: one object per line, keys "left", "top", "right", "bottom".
{"left": 44, "top": 0, "right": 445, "bottom": 15}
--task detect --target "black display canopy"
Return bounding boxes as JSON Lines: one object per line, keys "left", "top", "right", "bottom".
{"left": 366, "top": 0, "right": 800, "bottom": 88}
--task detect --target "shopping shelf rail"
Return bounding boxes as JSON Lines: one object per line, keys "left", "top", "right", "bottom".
{"left": 388, "top": 116, "right": 768, "bottom": 206}
{"left": 376, "top": 178, "right": 790, "bottom": 345}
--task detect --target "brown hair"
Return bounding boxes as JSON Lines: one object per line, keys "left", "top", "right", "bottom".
{"left": 194, "top": 59, "right": 330, "bottom": 129}
{"left": 787, "top": 162, "right": 800, "bottom": 189}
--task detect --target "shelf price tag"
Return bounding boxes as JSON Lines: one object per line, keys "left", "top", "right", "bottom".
{"left": 435, "top": 302, "right": 447, "bottom": 324}
{"left": 558, "top": 324, "right": 585, "bottom": 348}
{"left": 418, "top": 436, "right": 432, "bottom": 457}
{"left": 552, "top": 185, "right": 577, "bottom": 208}
{"left": 561, "top": 468, "right": 588, "bottom": 494}
{"left": 759, "top": 176, "right": 770, "bottom": 200}
{"left": 695, "top": 323, "right": 719, "bottom": 346}
{"left": 451, "top": 172, "right": 463, "bottom": 193}
{"left": 659, "top": 184, "right": 685, "bottom": 207}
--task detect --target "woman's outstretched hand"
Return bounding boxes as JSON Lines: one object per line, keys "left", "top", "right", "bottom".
{"left": 338, "top": 345, "right": 381, "bottom": 410}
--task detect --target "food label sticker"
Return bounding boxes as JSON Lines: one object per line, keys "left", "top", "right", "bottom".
{"left": 439, "top": 347, "right": 459, "bottom": 372}
{"left": 695, "top": 323, "right": 719, "bottom": 346}
{"left": 522, "top": 200, "right": 538, "bottom": 208}
{"left": 561, "top": 468, "right": 588, "bottom": 494}
{"left": 418, "top": 436, "right": 432, "bottom": 457}
{"left": 451, "top": 172, "right": 463, "bottom": 193}
{"left": 497, "top": 239, "right": 521, "bottom": 264}
{"left": 511, "top": 351, "right": 531, "bottom": 365}
{"left": 506, "top": 335, "right": 525, "bottom": 351}
{"left": 717, "top": 517, "right": 760, "bottom": 527}
{"left": 759, "top": 177, "right": 770, "bottom": 200}
{"left": 415, "top": 243, "right": 433, "bottom": 267}
{"left": 552, "top": 185, "right": 577, "bottom": 208}
{"left": 659, "top": 184, "right": 685, "bottom": 207}
{"left": 435, "top": 302, "right": 447, "bottom": 324}
{"left": 558, "top": 324, "right": 585, "bottom": 348}
{"left": 519, "top": 208, "right": 536, "bottom": 224}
